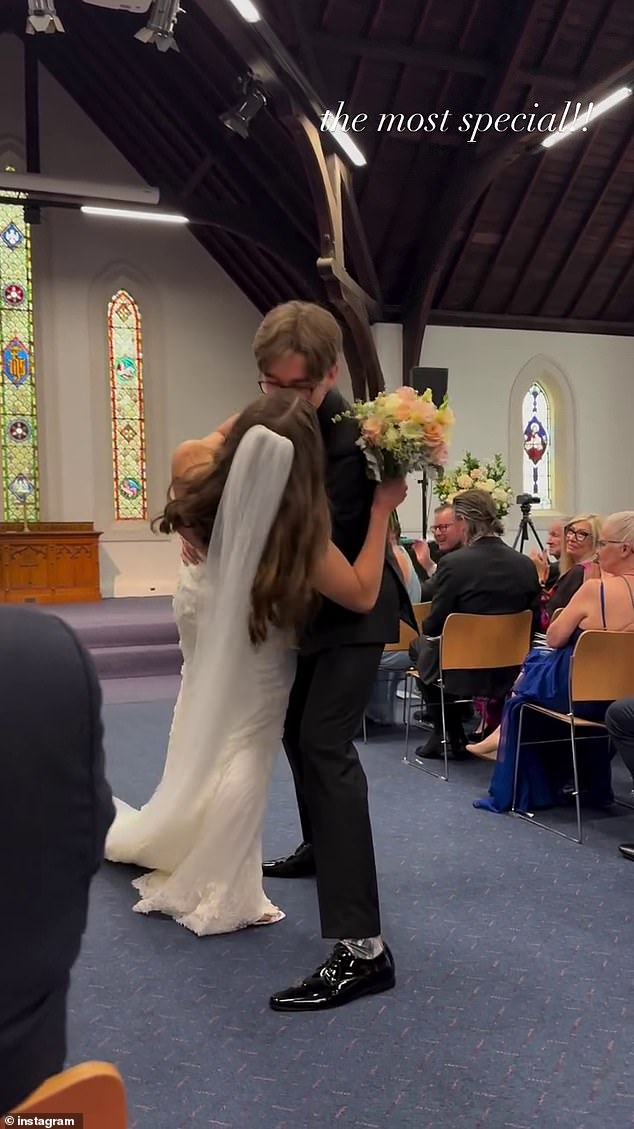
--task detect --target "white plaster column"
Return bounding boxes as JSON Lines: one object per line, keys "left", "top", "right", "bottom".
{"left": 372, "top": 323, "right": 403, "bottom": 392}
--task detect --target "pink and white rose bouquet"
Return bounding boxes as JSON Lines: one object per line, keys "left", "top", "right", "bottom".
{"left": 334, "top": 386, "right": 454, "bottom": 482}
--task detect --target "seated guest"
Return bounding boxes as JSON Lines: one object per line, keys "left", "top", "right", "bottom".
{"left": 604, "top": 699, "right": 634, "bottom": 860}
{"left": 474, "top": 512, "right": 634, "bottom": 814}
{"left": 410, "top": 504, "right": 465, "bottom": 599}
{"left": 541, "top": 513, "right": 601, "bottom": 625}
{"left": 409, "top": 489, "right": 541, "bottom": 759}
{"left": 0, "top": 607, "right": 114, "bottom": 1115}
{"left": 366, "top": 515, "right": 421, "bottom": 725}
{"left": 530, "top": 517, "right": 567, "bottom": 588}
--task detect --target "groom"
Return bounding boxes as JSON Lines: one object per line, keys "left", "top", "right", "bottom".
{"left": 252, "top": 302, "right": 415, "bottom": 1011}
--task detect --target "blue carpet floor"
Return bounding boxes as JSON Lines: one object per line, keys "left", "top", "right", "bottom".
{"left": 68, "top": 699, "right": 634, "bottom": 1129}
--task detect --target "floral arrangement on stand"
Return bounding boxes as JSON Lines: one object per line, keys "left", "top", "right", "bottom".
{"left": 435, "top": 451, "right": 514, "bottom": 517}
{"left": 334, "top": 386, "right": 454, "bottom": 481}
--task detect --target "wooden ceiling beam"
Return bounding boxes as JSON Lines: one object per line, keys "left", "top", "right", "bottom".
{"left": 287, "top": 0, "right": 326, "bottom": 100}
{"left": 35, "top": 16, "right": 320, "bottom": 301}
{"left": 594, "top": 258, "right": 634, "bottom": 320}
{"left": 344, "top": 0, "right": 396, "bottom": 113}
{"left": 503, "top": 128, "right": 603, "bottom": 314}
{"left": 340, "top": 173, "right": 382, "bottom": 306}
{"left": 464, "top": 0, "right": 572, "bottom": 311}
{"left": 468, "top": 156, "right": 546, "bottom": 309}
{"left": 535, "top": 123, "right": 633, "bottom": 313}
{"left": 401, "top": 0, "right": 539, "bottom": 377}
{"left": 401, "top": 42, "right": 634, "bottom": 375}
{"left": 309, "top": 29, "right": 616, "bottom": 94}
{"left": 574, "top": 0, "right": 614, "bottom": 76}
{"left": 371, "top": 0, "right": 482, "bottom": 273}
{"left": 286, "top": 115, "right": 384, "bottom": 396}
{"left": 429, "top": 309, "right": 633, "bottom": 335}
{"left": 357, "top": 0, "right": 445, "bottom": 206}
{"left": 565, "top": 196, "right": 634, "bottom": 318}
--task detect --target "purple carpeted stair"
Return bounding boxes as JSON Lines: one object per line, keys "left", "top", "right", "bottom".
{"left": 38, "top": 596, "right": 182, "bottom": 679}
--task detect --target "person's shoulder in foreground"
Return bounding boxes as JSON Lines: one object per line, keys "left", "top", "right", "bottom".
{"left": 0, "top": 606, "right": 114, "bottom": 1114}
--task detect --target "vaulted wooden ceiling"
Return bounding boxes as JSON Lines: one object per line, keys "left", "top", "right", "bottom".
{"left": 3, "top": 0, "right": 634, "bottom": 366}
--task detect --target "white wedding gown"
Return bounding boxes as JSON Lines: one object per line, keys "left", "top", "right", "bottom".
{"left": 105, "top": 425, "right": 297, "bottom": 935}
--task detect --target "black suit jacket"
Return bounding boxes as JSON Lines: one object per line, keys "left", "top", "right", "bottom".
{"left": 421, "top": 536, "right": 541, "bottom": 697}
{"left": 301, "top": 388, "right": 415, "bottom": 653}
{"left": 0, "top": 608, "right": 114, "bottom": 1115}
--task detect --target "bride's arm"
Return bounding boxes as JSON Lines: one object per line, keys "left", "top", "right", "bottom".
{"left": 170, "top": 414, "right": 238, "bottom": 483}
{"left": 313, "top": 479, "right": 407, "bottom": 614}
{"left": 170, "top": 422, "right": 238, "bottom": 562}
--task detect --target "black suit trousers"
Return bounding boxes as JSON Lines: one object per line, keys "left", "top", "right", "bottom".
{"left": 282, "top": 643, "right": 384, "bottom": 939}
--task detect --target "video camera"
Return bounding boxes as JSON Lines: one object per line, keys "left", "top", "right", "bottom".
{"left": 516, "top": 493, "right": 540, "bottom": 506}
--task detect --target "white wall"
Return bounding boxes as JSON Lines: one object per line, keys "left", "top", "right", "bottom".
{"left": 0, "top": 33, "right": 261, "bottom": 595}
{"left": 396, "top": 325, "right": 634, "bottom": 540}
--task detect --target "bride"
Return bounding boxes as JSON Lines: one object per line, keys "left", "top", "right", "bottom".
{"left": 105, "top": 390, "right": 406, "bottom": 935}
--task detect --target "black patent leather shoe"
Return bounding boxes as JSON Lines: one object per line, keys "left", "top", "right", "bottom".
{"left": 269, "top": 942, "right": 395, "bottom": 1012}
{"left": 415, "top": 733, "right": 468, "bottom": 761}
{"left": 618, "top": 843, "right": 634, "bottom": 861}
{"left": 262, "top": 841, "right": 316, "bottom": 879}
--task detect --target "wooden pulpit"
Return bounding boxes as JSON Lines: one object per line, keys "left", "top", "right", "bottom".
{"left": 0, "top": 522, "right": 102, "bottom": 604}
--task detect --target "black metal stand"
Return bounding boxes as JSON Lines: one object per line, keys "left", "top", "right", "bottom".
{"left": 418, "top": 471, "right": 429, "bottom": 538}
{"left": 512, "top": 503, "right": 544, "bottom": 554}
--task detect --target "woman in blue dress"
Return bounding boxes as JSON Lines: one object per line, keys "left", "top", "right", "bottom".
{"left": 474, "top": 512, "right": 634, "bottom": 814}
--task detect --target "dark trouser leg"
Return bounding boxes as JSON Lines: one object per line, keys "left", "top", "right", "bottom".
{"left": 605, "top": 698, "right": 634, "bottom": 782}
{"left": 282, "top": 655, "right": 318, "bottom": 844}
{"left": 420, "top": 680, "right": 466, "bottom": 748}
{"left": 295, "top": 644, "right": 384, "bottom": 939}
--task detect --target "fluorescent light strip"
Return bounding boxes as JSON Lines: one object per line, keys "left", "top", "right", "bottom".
{"left": 226, "top": 0, "right": 261, "bottom": 22}
{"left": 81, "top": 206, "right": 189, "bottom": 223}
{"left": 322, "top": 121, "right": 367, "bottom": 168}
{"left": 541, "top": 86, "right": 632, "bottom": 149}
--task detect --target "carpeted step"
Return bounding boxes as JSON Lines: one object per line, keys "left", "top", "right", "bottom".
{"left": 90, "top": 642, "right": 182, "bottom": 680}
{"left": 66, "top": 619, "right": 179, "bottom": 650}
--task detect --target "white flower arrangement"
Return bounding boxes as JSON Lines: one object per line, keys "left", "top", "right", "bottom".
{"left": 435, "top": 451, "right": 514, "bottom": 517}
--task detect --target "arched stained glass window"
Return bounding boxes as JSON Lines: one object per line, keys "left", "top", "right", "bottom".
{"left": 108, "top": 289, "right": 147, "bottom": 521}
{"left": 0, "top": 197, "right": 39, "bottom": 521}
{"left": 522, "top": 381, "right": 553, "bottom": 509}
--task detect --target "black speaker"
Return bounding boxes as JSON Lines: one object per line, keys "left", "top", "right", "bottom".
{"left": 409, "top": 367, "right": 449, "bottom": 540}
{"left": 410, "top": 366, "right": 448, "bottom": 404}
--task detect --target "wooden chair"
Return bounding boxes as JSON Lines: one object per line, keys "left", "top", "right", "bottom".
{"left": 11, "top": 1061, "right": 127, "bottom": 1128}
{"left": 404, "top": 610, "right": 533, "bottom": 780}
{"left": 549, "top": 607, "right": 563, "bottom": 623}
{"left": 362, "top": 603, "right": 430, "bottom": 741}
{"left": 511, "top": 630, "right": 634, "bottom": 844}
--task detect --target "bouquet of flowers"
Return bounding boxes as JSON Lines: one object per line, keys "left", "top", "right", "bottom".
{"left": 334, "top": 386, "right": 454, "bottom": 482}
{"left": 435, "top": 451, "right": 514, "bottom": 516}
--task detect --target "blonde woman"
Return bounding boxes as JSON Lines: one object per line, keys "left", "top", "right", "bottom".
{"left": 541, "top": 513, "right": 602, "bottom": 622}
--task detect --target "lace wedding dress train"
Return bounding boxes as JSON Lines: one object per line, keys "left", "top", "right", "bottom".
{"left": 105, "top": 426, "right": 297, "bottom": 935}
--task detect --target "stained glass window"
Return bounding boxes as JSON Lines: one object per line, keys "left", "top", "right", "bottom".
{"left": 522, "top": 381, "right": 553, "bottom": 509}
{"left": 0, "top": 197, "right": 39, "bottom": 521}
{"left": 108, "top": 290, "right": 147, "bottom": 520}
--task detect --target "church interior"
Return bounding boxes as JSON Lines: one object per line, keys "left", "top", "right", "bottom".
{"left": 0, "top": 0, "right": 633, "bottom": 1126}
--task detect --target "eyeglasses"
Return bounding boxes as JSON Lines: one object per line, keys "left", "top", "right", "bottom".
{"left": 565, "top": 527, "right": 589, "bottom": 542}
{"left": 258, "top": 378, "right": 317, "bottom": 394}
{"left": 431, "top": 523, "right": 454, "bottom": 534}
{"left": 597, "top": 539, "right": 627, "bottom": 549}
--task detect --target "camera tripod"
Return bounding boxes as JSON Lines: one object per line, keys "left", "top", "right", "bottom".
{"left": 513, "top": 502, "right": 544, "bottom": 554}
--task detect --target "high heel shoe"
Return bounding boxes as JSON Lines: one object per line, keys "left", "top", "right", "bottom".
{"left": 466, "top": 726, "right": 500, "bottom": 758}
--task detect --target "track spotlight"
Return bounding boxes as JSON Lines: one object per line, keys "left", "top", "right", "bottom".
{"left": 220, "top": 76, "right": 267, "bottom": 140}
{"left": 134, "top": 0, "right": 182, "bottom": 52}
{"left": 26, "top": 0, "right": 64, "bottom": 34}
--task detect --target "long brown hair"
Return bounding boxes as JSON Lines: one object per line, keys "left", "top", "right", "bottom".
{"left": 157, "top": 391, "right": 331, "bottom": 644}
